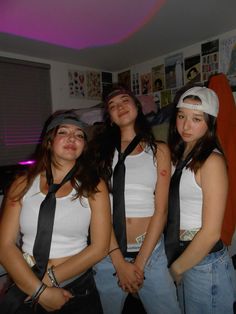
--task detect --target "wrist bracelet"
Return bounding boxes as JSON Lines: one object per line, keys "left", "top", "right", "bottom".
{"left": 47, "top": 265, "right": 60, "bottom": 287}
{"left": 24, "top": 282, "right": 47, "bottom": 306}
{"left": 108, "top": 247, "right": 120, "bottom": 255}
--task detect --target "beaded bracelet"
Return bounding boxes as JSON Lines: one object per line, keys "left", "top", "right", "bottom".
{"left": 47, "top": 265, "right": 60, "bottom": 287}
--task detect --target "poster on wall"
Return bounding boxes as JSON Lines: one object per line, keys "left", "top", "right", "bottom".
{"left": 153, "top": 91, "right": 161, "bottom": 112}
{"left": 201, "top": 39, "right": 219, "bottom": 82}
{"left": 184, "top": 55, "right": 201, "bottom": 85}
{"left": 102, "top": 71, "right": 113, "bottom": 99}
{"left": 140, "top": 73, "right": 152, "bottom": 94}
{"left": 118, "top": 70, "right": 131, "bottom": 90}
{"left": 132, "top": 72, "right": 140, "bottom": 95}
{"left": 68, "top": 70, "right": 86, "bottom": 98}
{"left": 86, "top": 71, "right": 101, "bottom": 100}
{"left": 220, "top": 35, "right": 236, "bottom": 90}
{"left": 165, "top": 53, "right": 184, "bottom": 89}
{"left": 160, "top": 89, "right": 172, "bottom": 108}
{"left": 152, "top": 64, "right": 165, "bottom": 92}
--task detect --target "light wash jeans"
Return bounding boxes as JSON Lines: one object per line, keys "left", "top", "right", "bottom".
{"left": 177, "top": 246, "right": 236, "bottom": 314}
{"left": 94, "top": 238, "right": 181, "bottom": 314}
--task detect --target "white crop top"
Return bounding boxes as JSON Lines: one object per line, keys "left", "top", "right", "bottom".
{"left": 179, "top": 167, "right": 202, "bottom": 230}
{"left": 111, "top": 147, "right": 157, "bottom": 218}
{"left": 20, "top": 175, "right": 91, "bottom": 258}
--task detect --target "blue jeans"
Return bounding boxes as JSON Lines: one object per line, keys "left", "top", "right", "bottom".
{"left": 177, "top": 246, "right": 236, "bottom": 314}
{"left": 94, "top": 238, "right": 181, "bottom": 314}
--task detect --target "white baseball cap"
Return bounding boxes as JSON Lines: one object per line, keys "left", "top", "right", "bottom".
{"left": 177, "top": 86, "right": 219, "bottom": 117}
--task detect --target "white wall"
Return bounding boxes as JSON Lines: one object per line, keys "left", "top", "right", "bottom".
{"left": 114, "top": 28, "right": 236, "bottom": 105}
{"left": 0, "top": 51, "right": 105, "bottom": 111}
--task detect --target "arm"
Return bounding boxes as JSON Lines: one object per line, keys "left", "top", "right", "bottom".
{"left": 135, "top": 142, "right": 171, "bottom": 270}
{"left": 50, "top": 179, "right": 111, "bottom": 283}
{"left": 0, "top": 177, "right": 72, "bottom": 311}
{"left": 0, "top": 177, "right": 43, "bottom": 294}
{"left": 170, "top": 153, "right": 228, "bottom": 283}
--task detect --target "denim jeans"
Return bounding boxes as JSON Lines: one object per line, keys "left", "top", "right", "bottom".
{"left": 177, "top": 246, "right": 236, "bottom": 314}
{"left": 15, "top": 270, "right": 103, "bottom": 314}
{"left": 94, "top": 238, "right": 181, "bottom": 314}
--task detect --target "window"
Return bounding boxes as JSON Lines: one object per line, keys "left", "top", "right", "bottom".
{"left": 0, "top": 57, "right": 52, "bottom": 165}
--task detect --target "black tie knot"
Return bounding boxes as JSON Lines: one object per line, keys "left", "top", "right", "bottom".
{"left": 118, "top": 152, "right": 125, "bottom": 162}
{"left": 48, "top": 183, "right": 60, "bottom": 194}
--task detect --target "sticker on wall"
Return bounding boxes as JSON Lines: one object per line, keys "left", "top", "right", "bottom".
{"left": 184, "top": 55, "right": 201, "bottom": 85}
{"left": 86, "top": 71, "right": 101, "bottom": 100}
{"left": 152, "top": 64, "right": 165, "bottom": 92}
{"left": 201, "top": 39, "right": 219, "bottom": 82}
{"left": 165, "top": 53, "right": 184, "bottom": 89}
{"left": 68, "top": 70, "right": 86, "bottom": 98}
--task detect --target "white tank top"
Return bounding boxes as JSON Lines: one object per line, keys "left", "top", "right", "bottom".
{"left": 20, "top": 175, "right": 91, "bottom": 258}
{"left": 179, "top": 167, "right": 202, "bottom": 230}
{"left": 111, "top": 146, "right": 157, "bottom": 218}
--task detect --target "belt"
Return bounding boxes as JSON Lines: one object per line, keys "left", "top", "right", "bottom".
{"left": 180, "top": 239, "right": 224, "bottom": 253}
{"left": 124, "top": 251, "right": 139, "bottom": 258}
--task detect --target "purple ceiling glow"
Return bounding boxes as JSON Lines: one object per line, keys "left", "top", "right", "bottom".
{"left": 0, "top": 0, "right": 165, "bottom": 50}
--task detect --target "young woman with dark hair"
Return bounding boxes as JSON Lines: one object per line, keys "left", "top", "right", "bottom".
{"left": 165, "top": 86, "right": 236, "bottom": 314}
{"left": 90, "top": 86, "right": 180, "bottom": 314}
{"left": 0, "top": 110, "right": 111, "bottom": 313}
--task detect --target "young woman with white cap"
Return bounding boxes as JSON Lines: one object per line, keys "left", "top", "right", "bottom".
{"left": 165, "top": 86, "right": 236, "bottom": 313}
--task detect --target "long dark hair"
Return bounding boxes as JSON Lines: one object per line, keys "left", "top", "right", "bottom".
{"left": 86, "top": 85, "right": 157, "bottom": 189}
{"left": 168, "top": 94, "right": 224, "bottom": 172}
{"left": 13, "top": 110, "right": 100, "bottom": 199}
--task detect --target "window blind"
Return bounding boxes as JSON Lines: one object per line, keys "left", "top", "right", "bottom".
{"left": 0, "top": 57, "right": 52, "bottom": 166}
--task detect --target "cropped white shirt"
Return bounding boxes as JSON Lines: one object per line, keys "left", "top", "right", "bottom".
{"left": 111, "top": 147, "right": 157, "bottom": 218}
{"left": 20, "top": 175, "right": 91, "bottom": 258}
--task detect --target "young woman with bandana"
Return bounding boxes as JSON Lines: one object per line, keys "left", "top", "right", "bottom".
{"left": 0, "top": 110, "right": 111, "bottom": 313}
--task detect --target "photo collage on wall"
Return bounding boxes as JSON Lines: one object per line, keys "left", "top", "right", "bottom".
{"left": 201, "top": 39, "right": 219, "bottom": 82}
{"left": 117, "top": 35, "right": 236, "bottom": 113}
{"left": 69, "top": 34, "right": 236, "bottom": 109}
{"left": 68, "top": 70, "right": 112, "bottom": 100}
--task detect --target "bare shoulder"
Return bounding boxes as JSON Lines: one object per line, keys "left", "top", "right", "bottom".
{"left": 202, "top": 151, "right": 226, "bottom": 172}
{"left": 6, "top": 175, "right": 28, "bottom": 200}
{"left": 200, "top": 151, "right": 227, "bottom": 185}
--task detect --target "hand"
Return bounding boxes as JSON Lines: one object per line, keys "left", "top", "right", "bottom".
{"left": 38, "top": 286, "right": 73, "bottom": 311}
{"left": 169, "top": 264, "right": 183, "bottom": 285}
{"left": 116, "top": 260, "right": 144, "bottom": 293}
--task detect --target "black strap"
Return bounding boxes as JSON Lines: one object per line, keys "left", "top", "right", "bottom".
{"left": 112, "top": 134, "right": 142, "bottom": 255}
{"left": 164, "top": 153, "right": 193, "bottom": 266}
{"left": 33, "top": 163, "right": 78, "bottom": 278}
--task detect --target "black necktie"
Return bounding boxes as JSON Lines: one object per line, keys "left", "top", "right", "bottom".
{"left": 112, "top": 134, "right": 142, "bottom": 255}
{"left": 164, "top": 154, "right": 193, "bottom": 267}
{"left": 33, "top": 163, "right": 78, "bottom": 278}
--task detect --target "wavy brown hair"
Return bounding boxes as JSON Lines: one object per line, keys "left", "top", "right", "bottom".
{"left": 86, "top": 85, "right": 158, "bottom": 190}
{"left": 12, "top": 110, "right": 100, "bottom": 200}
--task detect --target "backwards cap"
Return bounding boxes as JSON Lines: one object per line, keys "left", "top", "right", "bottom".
{"left": 177, "top": 86, "right": 219, "bottom": 117}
